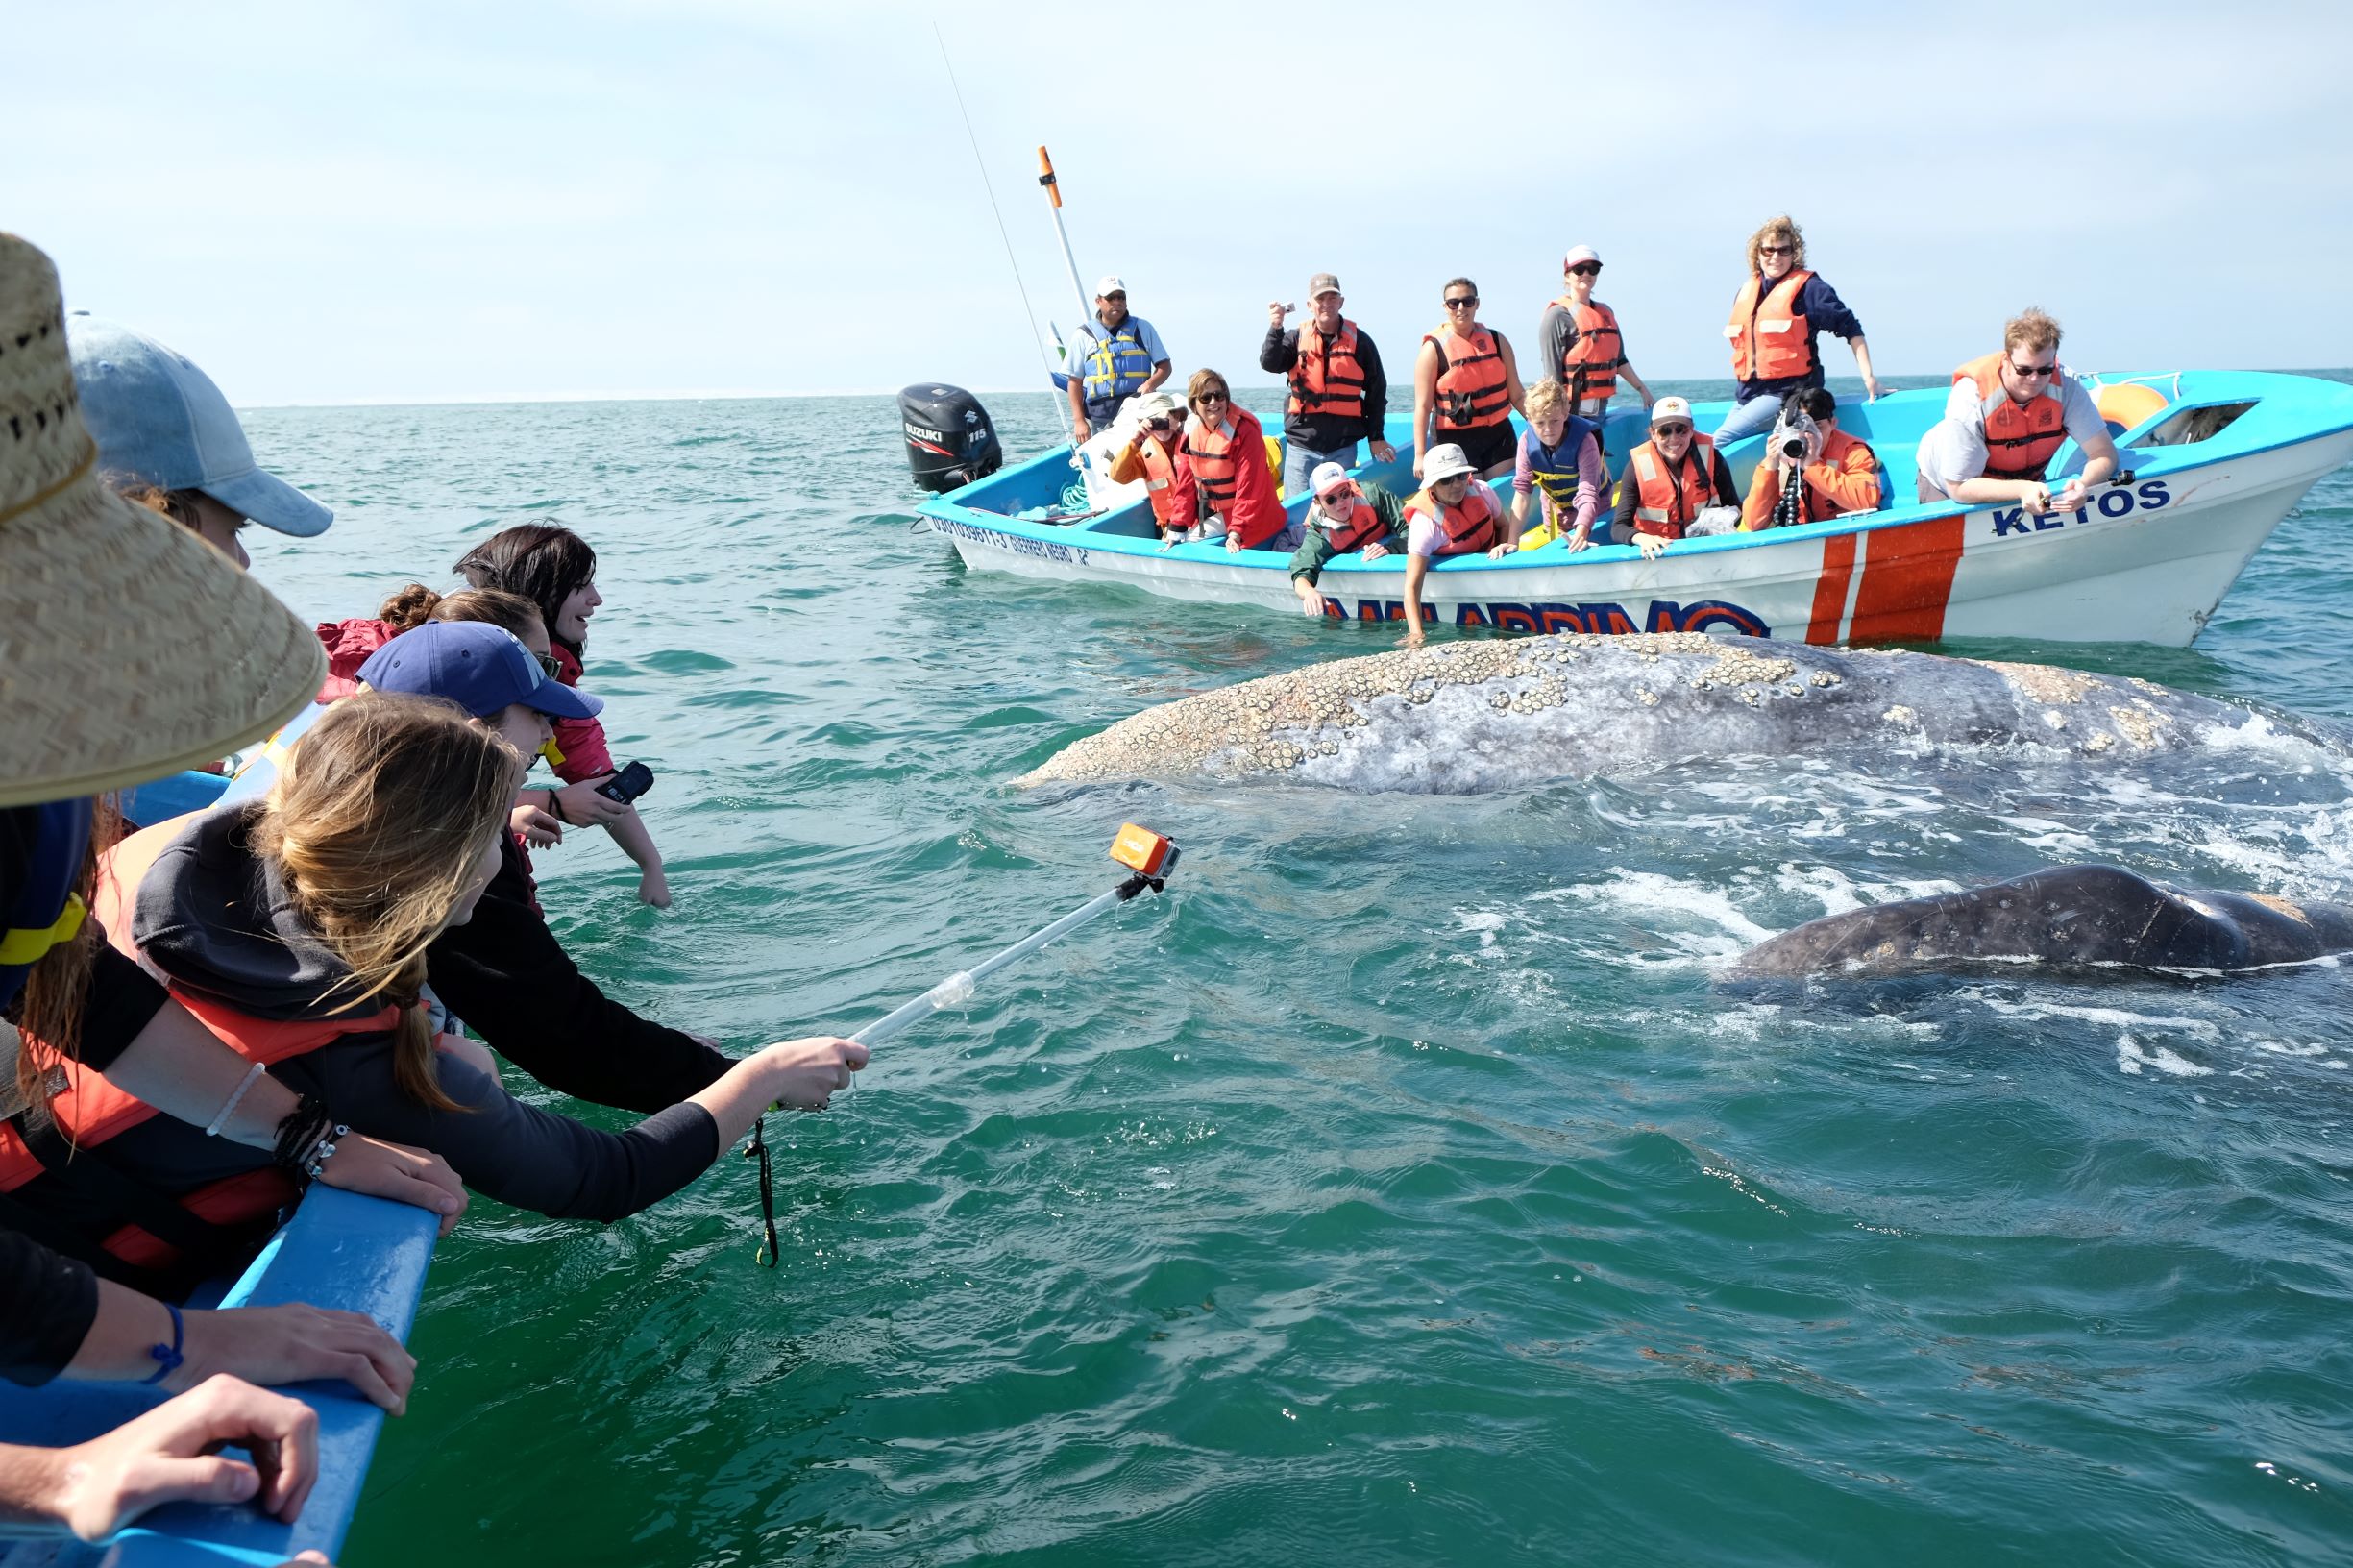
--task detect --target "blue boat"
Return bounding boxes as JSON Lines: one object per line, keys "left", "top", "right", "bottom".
{"left": 0, "top": 1190, "right": 437, "bottom": 1566}
{"left": 919, "top": 371, "right": 2353, "bottom": 647}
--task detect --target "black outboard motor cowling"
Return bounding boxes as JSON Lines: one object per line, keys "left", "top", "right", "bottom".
{"left": 898, "top": 383, "right": 1003, "bottom": 494}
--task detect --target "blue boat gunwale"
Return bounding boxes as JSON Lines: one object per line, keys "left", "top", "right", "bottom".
{"left": 0, "top": 1188, "right": 436, "bottom": 1567}
{"left": 919, "top": 370, "right": 2353, "bottom": 576}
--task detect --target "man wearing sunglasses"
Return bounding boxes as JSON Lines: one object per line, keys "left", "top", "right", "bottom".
{"left": 1104, "top": 392, "right": 1198, "bottom": 541}
{"left": 1916, "top": 307, "right": 2116, "bottom": 517}
{"left": 1537, "top": 245, "right": 1655, "bottom": 430}
{"left": 1065, "top": 277, "right": 1172, "bottom": 445}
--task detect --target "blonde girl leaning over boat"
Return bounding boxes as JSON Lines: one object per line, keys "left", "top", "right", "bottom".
{"left": 453, "top": 524, "right": 670, "bottom": 906}
{"left": 12, "top": 696, "right": 865, "bottom": 1288}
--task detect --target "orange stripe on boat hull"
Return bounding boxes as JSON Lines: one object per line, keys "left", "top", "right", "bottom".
{"left": 1805, "top": 533, "right": 1857, "bottom": 644}
{"left": 1847, "top": 515, "right": 1966, "bottom": 643}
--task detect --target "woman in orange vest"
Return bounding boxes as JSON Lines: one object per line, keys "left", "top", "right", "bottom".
{"left": 1739, "top": 388, "right": 1884, "bottom": 529}
{"left": 1413, "top": 278, "right": 1528, "bottom": 482}
{"left": 1711, "top": 216, "right": 1887, "bottom": 453}
{"left": 1104, "top": 392, "right": 1197, "bottom": 541}
{"left": 8, "top": 697, "right": 870, "bottom": 1291}
{"left": 1400, "top": 442, "right": 1519, "bottom": 643}
{"left": 1611, "top": 398, "right": 1740, "bottom": 561}
{"left": 1177, "top": 370, "right": 1286, "bottom": 551}
{"left": 1537, "top": 245, "right": 1655, "bottom": 429}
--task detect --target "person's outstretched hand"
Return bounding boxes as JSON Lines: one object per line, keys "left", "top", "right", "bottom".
{"left": 40, "top": 1375, "right": 319, "bottom": 1539}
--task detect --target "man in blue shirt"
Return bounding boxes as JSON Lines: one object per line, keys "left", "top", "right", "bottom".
{"left": 1066, "top": 275, "right": 1171, "bottom": 442}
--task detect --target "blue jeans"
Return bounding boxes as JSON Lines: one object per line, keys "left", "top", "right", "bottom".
{"left": 1284, "top": 437, "right": 1359, "bottom": 500}
{"left": 1709, "top": 391, "right": 1783, "bottom": 451}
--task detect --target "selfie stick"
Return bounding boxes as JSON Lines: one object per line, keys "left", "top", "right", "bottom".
{"left": 854, "top": 824, "right": 1177, "bottom": 1047}
{"left": 746, "top": 825, "right": 1179, "bottom": 1265}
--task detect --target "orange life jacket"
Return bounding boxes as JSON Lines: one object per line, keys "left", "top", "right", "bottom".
{"left": 1134, "top": 431, "right": 1188, "bottom": 530}
{"left": 1316, "top": 493, "right": 1387, "bottom": 554}
{"left": 1726, "top": 270, "right": 1815, "bottom": 382}
{"left": 1287, "top": 320, "right": 1368, "bottom": 423}
{"left": 1424, "top": 325, "right": 1511, "bottom": 430}
{"left": 1628, "top": 435, "right": 1719, "bottom": 537}
{"left": 1406, "top": 481, "right": 1502, "bottom": 555}
{"left": 1554, "top": 298, "right": 1624, "bottom": 403}
{"left": 1953, "top": 351, "right": 2070, "bottom": 481}
{"left": 0, "top": 815, "right": 401, "bottom": 1283}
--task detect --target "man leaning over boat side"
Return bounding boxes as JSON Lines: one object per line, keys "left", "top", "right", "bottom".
{"left": 1913, "top": 307, "right": 2117, "bottom": 516}
{"left": 1261, "top": 272, "right": 1397, "bottom": 499}
{"left": 1066, "top": 276, "right": 1172, "bottom": 444}
{"left": 1289, "top": 461, "right": 1408, "bottom": 619}
{"left": 1739, "top": 387, "right": 1882, "bottom": 530}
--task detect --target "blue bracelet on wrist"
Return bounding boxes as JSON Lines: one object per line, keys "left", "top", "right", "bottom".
{"left": 141, "top": 1300, "right": 184, "bottom": 1385}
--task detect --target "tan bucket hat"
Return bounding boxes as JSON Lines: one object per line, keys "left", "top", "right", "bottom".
{"left": 0, "top": 234, "right": 324, "bottom": 807}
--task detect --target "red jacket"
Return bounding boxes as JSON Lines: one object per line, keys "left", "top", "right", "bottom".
{"left": 314, "top": 618, "right": 397, "bottom": 701}
{"left": 548, "top": 644, "right": 614, "bottom": 783}
{"left": 1181, "top": 407, "right": 1285, "bottom": 549}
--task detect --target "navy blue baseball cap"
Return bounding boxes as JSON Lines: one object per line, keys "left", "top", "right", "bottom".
{"left": 356, "top": 622, "right": 602, "bottom": 721}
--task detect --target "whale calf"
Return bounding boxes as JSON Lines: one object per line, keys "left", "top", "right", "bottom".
{"left": 1728, "top": 865, "right": 2353, "bottom": 977}
{"left": 1019, "top": 633, "right": 2341, "bottom": 794}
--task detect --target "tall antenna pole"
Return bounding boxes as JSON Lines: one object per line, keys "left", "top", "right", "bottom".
{"left": 1036, "top": 148, "right": 1094, "bottom": 324}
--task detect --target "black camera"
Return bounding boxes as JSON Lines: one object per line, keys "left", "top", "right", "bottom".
{"left": 595, "top": 760, "right": 655, "bottom": 805}
{"left": 1773, "top": 408, "right": 1821, "bottom": 461}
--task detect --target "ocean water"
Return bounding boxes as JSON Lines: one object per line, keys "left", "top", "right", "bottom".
{"left": 234, "top": 377, "right": 2353, "bottom": 1566}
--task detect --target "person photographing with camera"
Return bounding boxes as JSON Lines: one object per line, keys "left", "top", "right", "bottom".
{"left": 1103, "top": 393, "right": 1197, "bottom": 543}
{"left": 1915, "top": 307, "right": 2117, "bottom": 515}
{"left": 1740, "top": 387, "right": 1882, "bottom": 530}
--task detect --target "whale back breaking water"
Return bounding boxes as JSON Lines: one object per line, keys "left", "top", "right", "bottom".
{"left": 1020, "top": 632, "right": 2353, "bottom": 794}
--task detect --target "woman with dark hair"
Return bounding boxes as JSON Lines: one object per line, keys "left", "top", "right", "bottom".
{"left": 453, "top": 524, "right": 670, "bottom": 907}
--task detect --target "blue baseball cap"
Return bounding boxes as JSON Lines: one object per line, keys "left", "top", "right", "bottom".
{"left": 66, "top": 311, "right": 333, "bottom": 537}
{"left": 356, "top": 623, "right": 603, "bottom": 721}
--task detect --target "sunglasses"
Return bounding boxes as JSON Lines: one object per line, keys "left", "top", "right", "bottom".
{"left": 1443, "top": 295, "right": 1479, "bottom": 308}
{"left": 1101, "top": 292, "right": 1127, "bottom": 302}
{"left": 1194, "top": 390, "right": 1229, "bottom": 404}
{"left": 535, "top": 652, "right": 563, "bottom": 679}
{"left": 1433, "top": 473, "right": 1471, "bottom": 487}
{"left": 1569, "top": 264, "right": 1601, "bottom": 277}
{"left": 1758, "top": 244, "right": 1794, "bottom": 256}
{"left": 2008, "top": 361, "right": 2058, "bottom": 380}
{"left": 1653, "top": 423, "right": 1692, "bottom": 436}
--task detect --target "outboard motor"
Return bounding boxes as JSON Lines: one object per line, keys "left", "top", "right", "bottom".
{"left": 898, "top": 382, "right": 1003, "bottom": 494}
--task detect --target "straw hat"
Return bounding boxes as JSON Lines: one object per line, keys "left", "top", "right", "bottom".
{"left": 0, "top": 234, "right": 324, "bottom": 807}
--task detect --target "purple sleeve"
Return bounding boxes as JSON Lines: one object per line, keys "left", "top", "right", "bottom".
{"left": 1512, "top": 429, "right": 1534, "bottom": 495}
{"left": 1574, "top": 433, "right": 1604, "bottom": 529}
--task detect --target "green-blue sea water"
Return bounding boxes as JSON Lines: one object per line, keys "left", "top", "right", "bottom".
{"left": 235, "top": 376, "right": 2353, "bottom": 1566}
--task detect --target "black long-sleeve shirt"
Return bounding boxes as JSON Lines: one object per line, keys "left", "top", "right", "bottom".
{"left": 1259, "top": 322, "right": 1388, "bottom": 452}
{"left": 1610, "top": 446, "right": 1741, "bottom": 539}
{"left": 3, "top": 802, "right": 170, "bottom": 1385}
{"left": 428, "top": 837, "right": 734, "bottom": 1114}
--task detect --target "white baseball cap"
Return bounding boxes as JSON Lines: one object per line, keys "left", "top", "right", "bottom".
{"left": 1421, "top": 443, "right": 1478, "bottom": 484}
{"left": 1650, "top": 396, "right": 1694, "bottom": 426}
{"left": 1563, "top": 245, "right": 1602, "bottom": 269}
{"left": 1094, "top": 275, "right": 1128, "bottom": 298}
{"left": 1309, "top": 461, "right": 1353, "bottom": 498}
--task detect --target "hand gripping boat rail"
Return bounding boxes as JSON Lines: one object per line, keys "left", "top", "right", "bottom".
{"left": 744, "top": 825, "right": 1179, "bottom": 1265}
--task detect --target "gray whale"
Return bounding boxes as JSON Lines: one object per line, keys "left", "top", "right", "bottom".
{"left": 1020, "top": 633, "right": 2342, "bottom": 794}
{"left": 1729, "top": 865, "right": 2353, "bottom": 977}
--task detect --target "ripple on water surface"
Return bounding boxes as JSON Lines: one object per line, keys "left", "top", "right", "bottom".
{"left": 233, "top": 389, "right": 2353, "bottom": 1566}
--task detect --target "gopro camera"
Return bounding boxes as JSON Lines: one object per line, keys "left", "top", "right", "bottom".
{"left": 596, "top": 760, "right": 655, "bottom": 805}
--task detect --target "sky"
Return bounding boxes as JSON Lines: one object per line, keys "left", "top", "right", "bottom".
{"left": 13, "top": 0, "right": 2351, "bottom": 405}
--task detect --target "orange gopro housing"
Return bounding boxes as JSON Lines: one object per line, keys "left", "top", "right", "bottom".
{"left": 1109, "top": 823, "right": 1173, "bottom": 877}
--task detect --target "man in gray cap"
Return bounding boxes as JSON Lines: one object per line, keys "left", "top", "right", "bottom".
{"left": 1261, "top": 273, "right": 1394, "bottom": 499}
{"left": 67, "top": 312, "right": 332, "bottom": 568}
